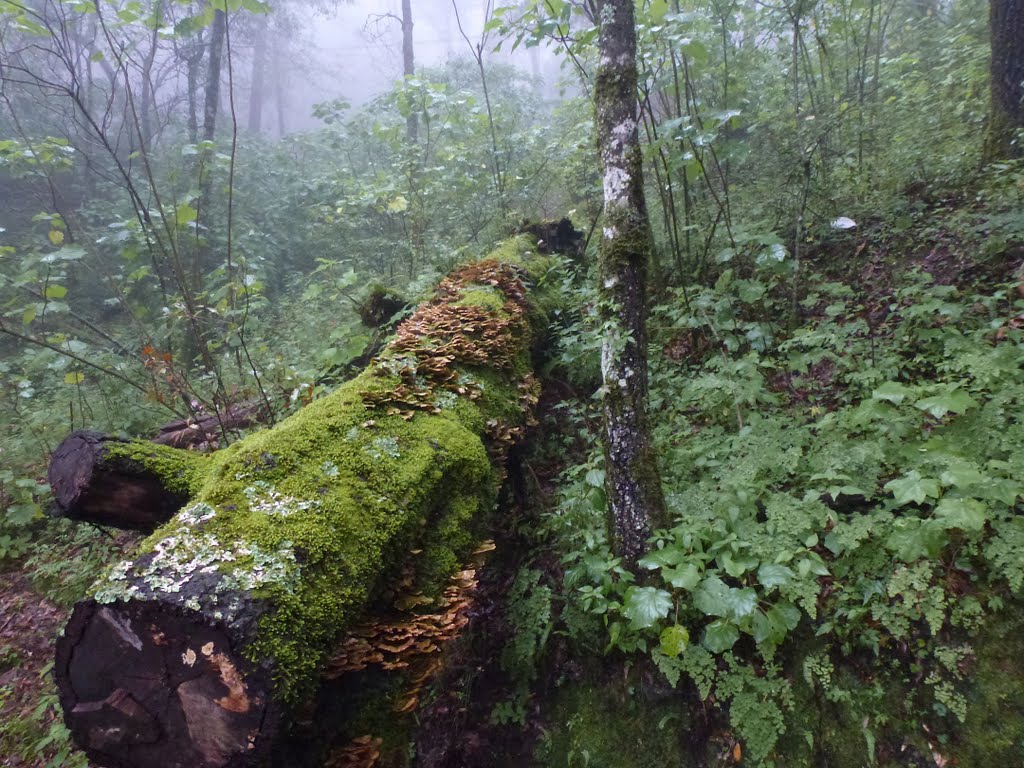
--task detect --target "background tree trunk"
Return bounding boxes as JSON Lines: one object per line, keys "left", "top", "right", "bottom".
{"left": 248, "top": 14, "right": 268, "bottom": 134}
{"left": 402, "top": 0, "right": 417, "bottom": 144}
{"left": 984, "top": 0, "right": 1024, "bottom": 162}
{"left": 593, "top": 0, "right": 667, "bottom": 565}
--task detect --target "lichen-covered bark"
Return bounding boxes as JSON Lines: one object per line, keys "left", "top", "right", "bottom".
{"left": 55, "top": 238, "right": 550, "bottom": 768}
{"left": 594, "top": 0, "right": 667, "bottom": 564}
{"left": 984, "top": 0, "right": 1024, "bottom": 162}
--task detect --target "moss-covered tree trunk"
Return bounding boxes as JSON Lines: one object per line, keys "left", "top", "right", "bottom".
{"left": 983, "top": 0, "right": 1024, "bottom": 162}
{"left": 54, "top": 238, "right": 549, "bottom": 768}
{"left": 593, "top": 0, "right": 667, "bottom": 564}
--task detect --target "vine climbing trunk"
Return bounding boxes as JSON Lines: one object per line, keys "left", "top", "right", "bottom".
{"left": 593, "top": 0, "right": 667, "bottom": 565}
{"left": 52, "top": 236, "right": 554, "bottom": 768}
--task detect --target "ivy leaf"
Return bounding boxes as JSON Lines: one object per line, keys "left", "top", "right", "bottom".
{"left": 702, "top": 619, "right": 739, "bottom": 653}
{"left": 638, "top": 547, "right": 686, "bottom": 570}
{"left": 622, "top": 586, "right": 673, "bottom": 630}
{"left": 980, "top": 478, "right": 1022, "bottom": 506}
{"left": 884, "top": 471, "right": 940, "bottom": 506}
{"left": 914, "top": 388, "right": 978, "bottom": 419}
{"left": 661, "top": 563, "right": 701, "bottom": 590}
{"left": 872, "top": 381, "right": 913, "bottom": 404}
{"left": 886, "top": 519, "right": 948, "bottom": 560}
{"left": 694, "top": 576, "right": 757, "bottom": 619}
{"left": 718, "top": 550, "right": 758, "bottom": 578}
{"left": 757, "top": 563, "right": 794, "bottom": 589}
{"left": 659, "top": 624, "right": 690, "bottom": 658}
{"left": 934, "top": 497, "right": 988, "bottom": 532}
{"left": 940, "top": 463, "right": 985, "bottom": 489}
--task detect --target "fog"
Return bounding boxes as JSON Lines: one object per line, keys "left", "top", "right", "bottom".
{"left": 279, "top": 0, "right": 565, "bottom": 132}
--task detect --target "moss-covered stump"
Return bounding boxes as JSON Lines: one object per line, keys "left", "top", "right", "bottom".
{"left": 48, "top": 430, "right": 211, "bottom": 531}
{"left": 55, "top": 237, "right": 552, "bottom": 768}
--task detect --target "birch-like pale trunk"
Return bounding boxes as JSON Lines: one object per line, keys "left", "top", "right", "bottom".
{"left": 594, "top": 0, "right": 667, "bottom": 564}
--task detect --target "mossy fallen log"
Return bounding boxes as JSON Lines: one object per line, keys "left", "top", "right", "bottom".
{"left": 48, "top": 430, "right": 211, "bottom": 531}
{"left": 54, "top": 237, "right": 552, "bottom": 768}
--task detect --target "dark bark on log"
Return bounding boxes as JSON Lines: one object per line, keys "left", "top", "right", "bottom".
{"left": 48, "top": 431, "right": 209, "bottom": 532}
{"left": 54, "top": 238, "right": 554, "bottom": 768}
{"left": 153, "top": 402, "right": 269, "bottom": 448}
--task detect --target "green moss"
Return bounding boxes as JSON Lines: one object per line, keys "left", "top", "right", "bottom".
{"left": 103, "top": 439, "right": 211, "bottom": 498}
{"left": 453, "top": 287, "right": 509, "bottom": 313}
{"left": 947, "top": 611, "right": 1024, "bottom": 764}
{"left": 539, "top": 672, "right": 692, "bottom": 768}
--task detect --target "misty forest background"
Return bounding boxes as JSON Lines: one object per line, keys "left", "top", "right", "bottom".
{"left": 3, "top": 0, "right": 1024, "bottom": 765}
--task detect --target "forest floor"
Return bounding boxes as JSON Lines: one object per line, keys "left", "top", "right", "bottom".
{"left": 0, "top": 571, "right": 65, "bottom": 768}
{"left": 2, "top": 191, "right": 1023, "bottom": 767}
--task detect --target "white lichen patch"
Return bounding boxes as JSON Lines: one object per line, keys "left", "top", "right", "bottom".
{"left": 603, "top": 226, "right": 617, "bottom": 240}
{"left": 368, "top": 436, "right": 401, "bottom": 460}
{"left": 178, "top": 501, "right": 216, "bottom": 525}
{"left": 244, "top": 481, "right": 319, "bottom": 519}
{"left": 93, "top": 513, "right": 302, "bottom": 614}
{"left": 219, "top": 541, "right": 298, "bottom": 593}
{"left": 603, "top": 167, "right": 630, "bottom": 206}
{"left": 610, "top": 119, "right": 636, "bottom": 148}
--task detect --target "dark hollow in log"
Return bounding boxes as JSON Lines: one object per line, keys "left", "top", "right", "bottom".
{"left": 48, "top": 431, "right": 208, "bottom": 532}
{"left": 54, "top": 235, "right": 559, "bottom": 768}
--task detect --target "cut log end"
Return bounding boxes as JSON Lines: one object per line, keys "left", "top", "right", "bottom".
{"left": 56, "top": 600, "right": 277, "bottom": 768}
{"left": 48, "top": 431, "right": 192, "bottom": 531}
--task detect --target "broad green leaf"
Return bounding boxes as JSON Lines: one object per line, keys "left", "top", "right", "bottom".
{"left": 757, "top": 563, "right": 794, "bottom": 588}
{"left": 694, "top": 576, "right": 757, "bottom": 620}
{"left": 63, "top": 372, "right": 84, "bottom": 385}
{"left": 914, "top": 388, "right": 978, "bottom": 418}
{"left": 661, "top": 563, "right": 701, "bottom": 590}
{"left": 584, "top": 468, "right": 606, "bottom": 488}
{"left": 702, "top": 619, "right": 739, "bottom": 653}
{"left": 940, "top": 463, "right": 985, "bottom": 488}
{"left": 884, "top": 472, "right": 940, "bottom": 506}
{"left": 47, "top": 229, "right": 64, "bottom": 245}
{"left": 44, "top": 284, "right": 67, "bottom": 299}
{"left": 872, "top": 381, "right": 913, "bottom": 404}
{"left": 175, "top": 202, "right": 198, "bottom": 225}
{"left": 659, "top": 624, "right": 690, "bottom": 658}
{"left": 934, "top": 497, "right": 988, "bottom": 532}
{"left": 387, "top": 195, "right": 409, "bottom": 213}
{"left": 22, "top": 306, "right": 37, "bottom": 325}
{"left": 886, "top": 519, "right": 948, "bottom": 560}
{"left": 40, "top": 245, "right": 84, "bottom": 263}
{"left": 719, "top": 550, "right": 758, "bottom": 578}
{"left": 623, "top": 586, "right": 673, "bottom": 629}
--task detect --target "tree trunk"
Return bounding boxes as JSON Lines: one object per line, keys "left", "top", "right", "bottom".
{"left": 402, "top": 0, "right": 417, "bottom": 143}
{"left": 54, "top": 238, "right": 551, "bottom": 768}
{"left": 248, "top": 14, "right": 268, "bottom": 134}
{"left": 983, "top": 0, "right": 1024, "bottom": 162}
{"left": 593, "top": 0, "right": 667, "bottom": 565}
{"left": 203, "top": 9, "right": 226, "bottom": 143}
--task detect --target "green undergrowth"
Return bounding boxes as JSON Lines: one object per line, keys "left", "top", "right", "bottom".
{"left": 526, "top": 226, "right": 1024, "bottom": 765}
